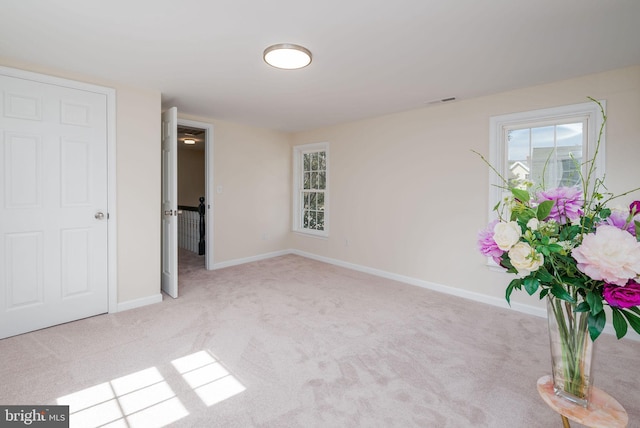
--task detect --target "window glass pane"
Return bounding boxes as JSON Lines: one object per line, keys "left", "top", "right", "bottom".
{"left": 507, "top": 129, "right": 530, "bottom": 162}
{"left": 531, "top": 125, "right": 555, "bottom": 148}
{"left": 316, "top": 212, "right": 324, "bottom": 230}
{"left": 311, "top": 172, "right": 318, "bottom": 189}
{"left": 308, "top": 192, "right": 316, "bottom": 210}
{"left": 318, "top": 151, "right": 326, "bottom": 170}
{"left": 559, "top": 158, "right": 581, "bottom": 187}
{"left": 318, "top": 172, "right": 326, "bottom": 190}
{"left": 508, "top": 122, "right": 584, "bottom": 190}
{"left": 304, "top": 192, "right": 310, "bottom": 209}
{"left": 308, "top": 211, "right": 317, "bottom": 229}
{"left": 317, "top": 192, "right": 324, "bottom": 210}
{"left": 303, "top": 210, "right": 309, "bottom": 228}
{"left": 303, "top": 153, "right": 311, "bottom": 172}
{"left": 311, "top": 153, "right": 318, "bottom": 171}
{"left": 303, "top": 172, "right": 310, "bottom": 190}
{"left": 557, "top": 123, "right": 583, "bottom": 147}
{"left": 507, "top": 129, "right": 530, "bottom": 188}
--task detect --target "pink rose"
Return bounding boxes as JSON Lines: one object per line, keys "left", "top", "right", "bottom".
{"left": 572, "top": 225, "right": 640, "bottom": 286}
{"left": 603, "top": 280, "right": 640, "bottom": 308}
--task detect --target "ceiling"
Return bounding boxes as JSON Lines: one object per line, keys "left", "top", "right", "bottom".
{"left": 177, "top": 125, "right": 205, "bottom": 151}
{"left": 2, "top": 0, "right": 639, "bottom": 133}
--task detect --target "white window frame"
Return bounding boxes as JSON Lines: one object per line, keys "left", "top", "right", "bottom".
{"left": 292, "top": 142, "right": 329, "bottom": 237}
{"left": 486, "top": 101, "right": 605, "bottom": 268}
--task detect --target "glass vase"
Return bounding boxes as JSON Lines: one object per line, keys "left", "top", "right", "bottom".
{"left": 546, "top": 294, "right": 595, "bottom": 408}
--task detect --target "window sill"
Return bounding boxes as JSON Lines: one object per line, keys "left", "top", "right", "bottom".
{"left": 293, "top": 230, "right": 329, "bottom": 239}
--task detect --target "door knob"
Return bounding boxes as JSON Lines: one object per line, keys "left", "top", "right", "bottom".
{"left": 95, "top": 212, "right": 105, "bottom": 220}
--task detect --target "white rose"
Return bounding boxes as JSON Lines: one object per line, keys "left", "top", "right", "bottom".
{"left": 509, "top": 242, "right": 544, "bottom": 274}
{"left": 572, "top": 225, "right": 640, "bottom": 285}
{"left": 527, "top": 218, "right": 539, "bottom": 231}
{"left": 493, "top": 221, "right": 522, "bottom": 251}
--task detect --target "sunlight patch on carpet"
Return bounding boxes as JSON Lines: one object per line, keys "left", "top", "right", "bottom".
{"left": 171, "top": 350, "right": 246, "bottom": 406}
{"left": 56, "top": 367, "right": 188, "bottom": 428}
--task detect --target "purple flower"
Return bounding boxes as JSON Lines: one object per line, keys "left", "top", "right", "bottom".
{"left": 478, "top": 220, "right": 504, "bottom": 264}
{"left": 604, "top": 210, "right": 637, "bottom": 236}
{"left": 630, "top": 201, "right": 640, "bottom": 215}
{"left": 603, "top": 280, "right": 640, "bottom": 309}
{"left": 536, "top": 186, "right": 584, "bottom": 224}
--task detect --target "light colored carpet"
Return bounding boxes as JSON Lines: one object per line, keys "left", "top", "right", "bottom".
{"left": 1, "top": 250, "right": 638, "bottom": 427}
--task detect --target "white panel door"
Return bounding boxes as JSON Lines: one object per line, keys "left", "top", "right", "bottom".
{"left": 0, "top": 74, "right": 109, "bottom": 338}
{"left": 161, "top": 107, "right": 178, "bottom": 298}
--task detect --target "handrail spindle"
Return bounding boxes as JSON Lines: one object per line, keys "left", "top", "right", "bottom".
{"left": 198, "top": 196, "right": 206, "bottom": 255}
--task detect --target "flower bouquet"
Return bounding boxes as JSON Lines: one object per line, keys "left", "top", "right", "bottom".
{"left": 475, "top": 98, "right": 640, "bottom": 406}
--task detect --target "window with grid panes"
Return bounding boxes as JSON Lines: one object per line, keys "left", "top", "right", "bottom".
{"left": 293, "top": 143, "right": 328, "bottom": 236}
{"left": 486, "top": 101, "right": 605, "bottom": 265}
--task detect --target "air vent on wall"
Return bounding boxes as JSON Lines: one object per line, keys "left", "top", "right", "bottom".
{"left": 425, "top": 97, "right": 456, "bottom": 105}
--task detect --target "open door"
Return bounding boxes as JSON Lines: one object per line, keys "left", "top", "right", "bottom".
{"left": 161, "top": 107, "right": 178, "bottom": 298}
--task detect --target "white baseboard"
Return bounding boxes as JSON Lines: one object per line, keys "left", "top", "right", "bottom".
{"left": 196, "top": 247, "right": 639, "bottom": 342}
{"left": 290, "top": 249, "right": 546, "bottom": 317}
{"left": 213, "top": 249, "right": 291, "bottom": 270}
{"left": 116, "top": 293, "right": 163, "bottom": 312}
{"left": 289, "top": 249, "right": 640, "bottom": 342}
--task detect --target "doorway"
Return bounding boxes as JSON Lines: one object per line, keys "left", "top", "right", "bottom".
{"left": 177, "top": 120, "right": 214, "bottom": 270}
{"left": 161, "top": 114, "right": 213, "bottom": 299}
{"left": 177, "top": 125, "right": 206, "bottom": 267}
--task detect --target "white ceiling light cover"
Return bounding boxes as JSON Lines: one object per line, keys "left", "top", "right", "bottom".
{"left": 263, "top": 44, "right": 312, "bottom": 70}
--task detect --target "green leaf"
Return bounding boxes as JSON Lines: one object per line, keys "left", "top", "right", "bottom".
{"left": 539, "top": 288, "right": 549, "bottom": 299}
{"left": 546, "top": 244, "right": 564, "bottom": 253}
{"left": 621, "top": 309, "right": 640, "bottom": 336}
{"left": 517, "top": 210, "right": 535, "bottom": 225}
{"left": 550, "top": 284, "right": 574, "bottom": 302}
{"left": 611, "top": 308, "right": 628, "bottom": 339}
{"left": 575, "top": 302, "right": 590, "bottom": 313}
{"left": 559, "top": 224, "right": 580, "bottom": 241}
{"left": 536, "top": 200, "right": 554, "bottom": 221}
{"left": 586, "top": 291, "right": 603, "bottom": 316}
{"left": 511, "top": 188, "right": 530, "bottom": 203}
{"left": 501, "top": 257, "right": 518, "bottom": 275}
{"left": 535, "top": 268, "right": 555, "bottom": 283}
{"left": 588, "top": 311, "right": 606, "bottom": 341}
{"left": 523, "top": 277, "right": 539, "bottom": 296}
{"left": 635, "top": 220, "right": 640, "bottom": 241}
{"left": 598, "top": 207, "right": 611, "bottom": 220}
{"left": 505, "top": 279, "right": 522, "bottom": 305}
{"left": 628, "top": 306, "right": 640, "bottom": 317}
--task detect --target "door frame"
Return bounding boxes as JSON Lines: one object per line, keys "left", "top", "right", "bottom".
{"left": 177, "top": 118, "right": 214, "bottom": 269}
{"left": 0, "top": 65, "right": 118, "bottom": 313}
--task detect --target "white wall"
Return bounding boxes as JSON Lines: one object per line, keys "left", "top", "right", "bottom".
{"left": 177, "top": 148, "right": 205, "bottom": 207}
{"left": 290, "top": 65, "right": 640, "bottom": 310}
{"left": 115, "top": 86, "right": 161, "bottom": 304}
{"left": 0, "top": 57, "right": 162, "bottom": 306}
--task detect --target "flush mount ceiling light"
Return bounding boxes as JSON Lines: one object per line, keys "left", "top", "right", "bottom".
{"left": 263, "top": 43, "right": 312, "bottom": 70}
{"left": 184, "top": 139, "right": 196, "bottom": 145}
